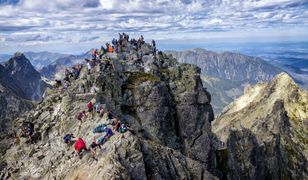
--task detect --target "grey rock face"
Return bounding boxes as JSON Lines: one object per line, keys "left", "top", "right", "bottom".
{"left": 0, "top": 84, "right": 33, "bottom": 133}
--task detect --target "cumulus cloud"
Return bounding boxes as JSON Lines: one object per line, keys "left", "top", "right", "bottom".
{"left": 0, "top": 0, "right": 307, "bottom": 53}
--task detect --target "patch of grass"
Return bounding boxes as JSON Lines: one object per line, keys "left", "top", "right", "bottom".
{"left": 124, "top": 72, "right": 160, "bottom": 89}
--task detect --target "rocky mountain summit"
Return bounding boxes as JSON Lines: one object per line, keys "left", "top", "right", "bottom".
{"left": 0, "top": 37, "right": 216, "bottom": 179}
{"left": 213, "top": 72, "right": 308, "bottom": 179}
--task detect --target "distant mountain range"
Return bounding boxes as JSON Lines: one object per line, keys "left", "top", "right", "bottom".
{"left": 0, "top": 48, "right": 299, "bottom": 115}
{"left": 0, "top": 52, "right": 49, "bottom": 132}
{"left": 167, "top": 49, "right": 283, "bottom": 114}
{"left": 23, "top": 51, "right": 70, "bottom": 70}
{"left": 0, "top": 51, "right": 91, "bottom": 79}
{"left": 39, "top": 51, "right": 91, "bottom": 79}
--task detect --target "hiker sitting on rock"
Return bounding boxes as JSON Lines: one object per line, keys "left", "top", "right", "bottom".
{"left": 99, "top": 106, "right": 105, "bottom": 118}
{"left": 112, "top": 119, "right": 129, "bottom": 133}
{"left": 93, "top": 123, "right": 107, "bottom": 134}
{"left": 112, "top": 118, "right": 120, "bottom": 132}
{"left": 89, "top": 141, "right": 101, "bottom": 160}
{"left": 74, "top": 138, "right": 88, "bottom": 159}
{"left": 119, "top": 124, "right": 128, "bottom": 133}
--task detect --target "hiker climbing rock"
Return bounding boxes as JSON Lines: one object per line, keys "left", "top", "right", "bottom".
{"left": 89, "top": 141, "right": 101, "bottom": 160}
{"left": 74, "top": 138, "right": 88, "bottom": 159}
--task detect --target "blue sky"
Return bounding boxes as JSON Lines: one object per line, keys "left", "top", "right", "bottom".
{"left": 0, "top": 0, "right": 308, "bottom": 54}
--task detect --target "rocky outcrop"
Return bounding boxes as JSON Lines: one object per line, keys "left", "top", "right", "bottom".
{"left": 0, "top": 83, "right": 33, "bottom": 133}
{"left": 213, "top": 72, "right": 308, "bottom": 179}
{"left": 0, "top": 39, "right": 216, "bottom": 179}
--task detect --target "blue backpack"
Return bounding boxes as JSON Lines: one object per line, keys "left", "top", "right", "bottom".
{"left": 92, "top": 124, "right": 107, "bottom": 133}
{"left": 63, "top": 134, "right": 72, "bottom": 143}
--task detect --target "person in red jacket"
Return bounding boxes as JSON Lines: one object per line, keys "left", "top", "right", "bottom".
{"left": 87, "top": 101, "right": 94, "bottom": 119}
{"left": 74, "top": 138, "right": 88, "bottom": 159}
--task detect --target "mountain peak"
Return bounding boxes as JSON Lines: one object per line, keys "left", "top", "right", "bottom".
{"left": 6, "top": 52, "right": 32, "bottom": 69}
{"left": 271, "top": 72, "right": 296, "bottom": 87}
{"left": 3, "top": 52, "right": 48, "bottom": 101}
{"left": 13, "top": 51, "right": 25, "bottom": 58}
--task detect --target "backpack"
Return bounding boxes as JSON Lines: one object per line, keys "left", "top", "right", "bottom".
{"left": 92, "top": 124, "right": 107, "bottom": 133}
{"left": 63, "top": 134, "right": 72, "bottom": 143}
{"left": 119, "top": 124, "right": 127, "bottom": 133}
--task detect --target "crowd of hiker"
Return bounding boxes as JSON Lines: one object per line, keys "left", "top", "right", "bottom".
{"left": 54, "top": 33, "right": 159, "bottom": 88}
{"left": 18, "top": 33, "right": 156, "bottom": 160}
{"left": 63, "top": 99, "right": 129, "bottom": 160}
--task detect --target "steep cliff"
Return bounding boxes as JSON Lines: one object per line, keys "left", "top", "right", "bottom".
{"left": 213, "top": 72, "right": 308, "bottom": 179}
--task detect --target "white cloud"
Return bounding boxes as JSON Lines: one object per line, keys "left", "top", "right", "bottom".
{"left": 0, "top": 0, "right": 307, "bottom": 53}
